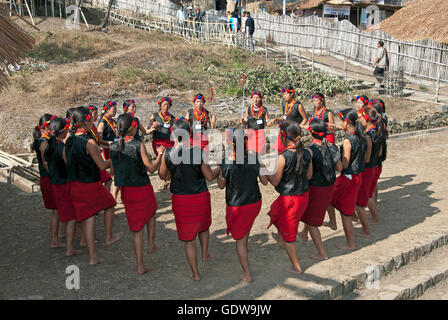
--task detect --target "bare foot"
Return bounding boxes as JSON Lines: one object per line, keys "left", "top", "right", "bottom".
{"left": 323, "top": 221, "right": 337, "bottom": 231}
{"left": 137, "top": 267, "right": 151, "bottom": 275}
{"left": 240, "top": 273, "right": 253, "bottom": 283}
{"left": 191, "top": 274, "right": 201, "bottom": 281}
{"left": 299, "top": 230, "right": 309, "bottom": 242}
{"left": 50, "top": 241, "right": 66, "bottom": 248}
{"left": 368, "top": 218, "right": 380, "bottom": 224}
{"left": 285, "top": 267, "right": 302, "bottom": 275}
{"left": 309, "top": 253, "right": 328, "bottom": 261}
{"left": 66, "top": 248, "right": 81, "bottom": 257}
{"left": 272, "top": 233, "right": 285, "bottom": 248}
{"left": 80, "top": 239, "right": 98, "bottom": 247}
{"left": 89, "top": 257, "right": 104, "bottom": 266}
{"left": 105, "top": 232, "right": 123, "bottom": 246}
{"left": 336, "top": 243, "right": 355, "bottom": 251}
{"left": 147, "top": 243, "right": 164, "bottom": 254}
{"left": 357, "top": 231, "right": 372, "bottom": 238}
{"left": 202, "top": 253, "right": 214, "bottom": 262}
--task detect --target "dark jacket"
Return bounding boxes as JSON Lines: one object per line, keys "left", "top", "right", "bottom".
{"left": 245, "top": 17, "right": 255, "bottom": 35}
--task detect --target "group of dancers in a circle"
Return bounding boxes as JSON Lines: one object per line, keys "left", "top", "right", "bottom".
{"left": 32, "top": 88, "right": 388, "bottom": 282}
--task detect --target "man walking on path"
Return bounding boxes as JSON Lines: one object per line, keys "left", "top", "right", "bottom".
{"left": 372, "top": 40, "right": 389, "bottom": 88}
{"left": 245, "top": 11, "right": 255, "bottom": 53}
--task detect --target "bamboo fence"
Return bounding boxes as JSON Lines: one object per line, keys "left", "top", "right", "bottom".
{"left": 92, "top": 0, "right": 448, "bottom": 84}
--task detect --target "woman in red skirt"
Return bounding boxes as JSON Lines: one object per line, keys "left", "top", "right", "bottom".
{"left": 185, "top": 93, "right": 216, "bottom": 151}
{"left": 358, "top": 106, "right": 388, "bottom": 225}
{"left": 266, "top": 120, "right": 313, "bottom": 274}
{"left": 268, "top": 87, "right": 308, "bottom": 153}
{"left": 159, "top": 119, "right": 220, "bottom": 281}
{"left": 45, "top": 116, "right": 80, "bottom": 257}
{"left": 110, "top": 113, "right": 165, "bottom": 275}
{"left": 32, "top": 113, "right": 64, "bottom": 248}
{"left": 86, "top": 104, "right": 112, "bottom": 191}
{"left": 241, "top": 91, "right": 270, "bottom": 155}
{"left": 64, "top": 107, "right": 122, "bottom": 265}
{"left": 217, "top": 128, "right": 268, "bottom": 282}
{"left": 148, "top": 97, "right": 176, "bottom": 191}
{"left": 325, "top": 108, "right": 366, "bottom": 251}
{"left": 309, "top": 93, "right": 336, "bottom": 144}
{"left": 299, "top": 119, "right": 342, "bottom": 260}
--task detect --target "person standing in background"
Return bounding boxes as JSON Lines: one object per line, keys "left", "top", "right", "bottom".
{"left": 245, "top": 11, "right": 255, "bottom": 52}
{"left": 372, "top": 41, "right": 389, "bottom": 89}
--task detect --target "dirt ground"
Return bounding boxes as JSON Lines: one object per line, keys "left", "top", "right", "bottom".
{"left": 1, "top": 130, "right": 447, "bottom": 300}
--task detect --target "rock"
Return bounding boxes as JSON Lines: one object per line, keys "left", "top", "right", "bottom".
{"left": 436, "top": 104, "right": 448, "bottom": 113}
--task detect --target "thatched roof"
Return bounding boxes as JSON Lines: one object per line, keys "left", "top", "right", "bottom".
{"left": 0, "top": 9, "right": 35, "bottom": 91}
{"left": 371, "top": 0, "right": 448, "bottom": 44}
{"left": 296, "top": 0, "right": 353, "bottom": 10}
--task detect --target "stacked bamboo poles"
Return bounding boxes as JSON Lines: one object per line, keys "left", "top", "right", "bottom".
{"left": 0, "top": 8, "right": 35, "bottom": 91}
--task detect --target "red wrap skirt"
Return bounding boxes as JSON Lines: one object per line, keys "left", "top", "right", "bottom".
{"left": 273, "top": 132, "right": 286, "bottom": 154}
{"left": 326, "top": 133, "right": 335, "bottom": 144}
{"left": 100, "top": 170, "right": 112, "bottom": 183}
{"left": 330, "top": 173, "right": 362, "bottom": 216}
{"left": 69, "top": 181, "right": 116, "bottom": 222}
{"left": 226, "top": 200, "right": 262, "bottom": 240}
{"left": 171, "top": 190, "right": 211, "bottom": 241}
{"left": 267, "top": 192, "right": 309, "bottom": 242}
{"left": 121, "top": 184, "right": 158, "bottom": 232}
{"left": 102, "top": 148, "right": 111, "bottom": 160}
{"left": 40, "top": 176, "right": 57, "bottom": 209}
{"left": 246, "top": 129, "right": 266, "bottom": 154}
{"left": 356, "top": 167, "right": 377, "bottom": 207}
{"left": 301, "top": 185, "right": 334, "bottom": 227}
{"left": 152, "top": 138, "right": 175, "bottom": 156}
{"left": 191, "top": 133, "right": 209, "bottom": 150}
{"left": 52, "top": 183, "right": 76, "bottom": 222}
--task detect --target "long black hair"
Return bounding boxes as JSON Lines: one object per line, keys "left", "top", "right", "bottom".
{"left": 171, "top": 118, "right": 192, "bottom": 145}
{"left": 32, "top": 113, "right": 53, "bottom": 151}
{"left": 225, "top": 128, "right": 247, "bottom": 164}
{"left": 115, "top": 113, "right": 135, "bottom": 154}
{"left": 66, "top": 107, "right": 91, "bottom": 147}
{"left": 279, "top": 120, "right": 305, "bottom": 175}
{"left": 309, "top": 119, "right": 334, "bottom": 183}
{"left": 46, "top": 117, "right": 69, "bottom": 160}
{"left": 339, "top": 108, "right": 366, "bottom": 150}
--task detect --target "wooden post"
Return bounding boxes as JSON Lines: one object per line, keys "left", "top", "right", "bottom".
{"left": 312, "top": 45, "right": 315, "bottom": 73}
{"left": 265, "top": 32, "right": 267, "bottom": 58}
{"left": 435, "top": 66, "right": 441, "bottom": 103}
{"left": 59, "top": 0, "right": 62, "bottom": 18}
{"left": 45, "top": 0, "right": 48, "bottom": 17}
{"left": 52, "top": 0, "right": 54, "bottom": 17}
{"left": 344, "top": 56, "right": 347, "bottom": 81}
{"left": 23, "top": 0, "right": 35, "bottom": 25}
{"left": 79, "top": 6, "right": 89, "bottom": 28}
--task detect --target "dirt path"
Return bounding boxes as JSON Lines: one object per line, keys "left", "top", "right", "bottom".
{"left": 1, "top": 130, "right": 447, "bottom": 300}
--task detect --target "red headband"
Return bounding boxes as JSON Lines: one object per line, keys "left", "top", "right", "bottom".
{"left": 251, "top": 91, "right": 263, "bottom": 99}
{"left": 360, "top": 108, "right": 378, "bottom": 124}
{"left": 158, "top": 97, "right": 172, "bottom": 105}
{"left": 193, "top": 95, "right": 205, "bottom": 103}
{"left": 338, "top": 111, "right": 349, "bottom": 123}
{"left": 281, "top": 88, "right": 295, "bottom": 94}
{"left": 307, "top": 126, "right": 326, "bottom": 137}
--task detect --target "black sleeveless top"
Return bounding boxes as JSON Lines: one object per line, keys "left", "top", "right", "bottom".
{"left": 65, "top": 134, "right": 101, "bottom": 183}
{"left": 309, "top": 143, "right": 340, "bottom": 187}
{"left": 165, "top": 146, "right": 208, "bottom": 195}
{"left": 34, "top": 137, "right": 49, "bottom": 177}
{"left": 365, "top": 129, "right": 381, "bottom": 168}
{"left": 110, "top": 139, "right": 149, "bottom": 187}
{"left": 153, "top": 111, "right": 175, "bottom": 140}
{"left": 220, "top": 156, "right": 261, "bottom": 207}
{"left": 275, "top": 149, "right": 311, "bottom": 196}
{"left": 312, "top": 108, "right": 331, "bottom": 123}
{"left": 247, "top": 105, "right": 267, "bottom": 130}
{"left": 283, "top": 100, "right": 303, "bottom": 124}
{"left": 46, "top": 140, "right": 68, "bottom": 185}
{"left": 188, "top": 108, "right": 211, "bottom": 133}
{"left": 100, "top": 117, "right": 117, "bottom": 142}
{"left": 341, "top": 134, "right": 366, "bottom": 175}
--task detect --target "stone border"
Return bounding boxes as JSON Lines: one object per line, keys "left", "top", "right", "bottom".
{"left": 306, "top": 233, "right": 448, "bottom": 300}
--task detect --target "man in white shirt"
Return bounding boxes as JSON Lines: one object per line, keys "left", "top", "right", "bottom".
{"left": 177, "top": 5, "right": 186, "bottom": 35}
{"left": 372, "top": 40, "right": 388, "bottom": 88}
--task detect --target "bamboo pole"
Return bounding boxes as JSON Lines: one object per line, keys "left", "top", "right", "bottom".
{"left": 23, "top": 0, "right": 34, "bottom": 25}
{"left": 79, "top": 6, "right": 89, "bottom": 28}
